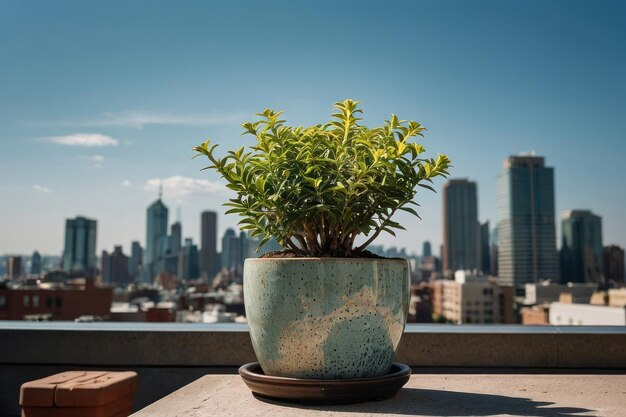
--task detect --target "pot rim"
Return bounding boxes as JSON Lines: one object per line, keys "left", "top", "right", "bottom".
{"left": 245, "top": 257, "right": 407, "bottom": 262}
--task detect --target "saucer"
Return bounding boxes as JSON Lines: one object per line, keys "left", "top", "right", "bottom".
{"left": 238, "top": 362, "right": 411, "bottom": 405}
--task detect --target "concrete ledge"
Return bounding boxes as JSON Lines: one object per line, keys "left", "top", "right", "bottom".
{"left": 131, "top": 374, "right": 626, "bottom": 417}
{"left": 2, "top": 323, "right": 625, "bottom": 417}
{"left": 1, "top": 322, "right": 625, "bottom": 368}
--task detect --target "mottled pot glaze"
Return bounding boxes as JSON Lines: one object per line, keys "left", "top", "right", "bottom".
{"left": 244, "top": 258, "right": 410, "bottom": 379}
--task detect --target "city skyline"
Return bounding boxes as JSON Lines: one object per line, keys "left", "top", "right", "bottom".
{"left": 1, "top": 150, "right": 624, "bottom": 260}
{"left": 2, "top": 1, "right": 626, "bottom": 255}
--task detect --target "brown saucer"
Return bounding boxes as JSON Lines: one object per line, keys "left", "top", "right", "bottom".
{"left": 238, "top": 362, "right": 411, "bottom": 405}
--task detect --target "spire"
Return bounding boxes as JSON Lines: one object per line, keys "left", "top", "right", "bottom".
{"left": 158, "top": 180, "right": 163, "bottom": 200}
{"left": 176, "top": 203, "right": 182, "bottom": 223}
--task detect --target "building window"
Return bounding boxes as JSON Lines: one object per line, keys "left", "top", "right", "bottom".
{"left": 23, "top": 295, "right": 30, "bottom": 308}
{"left": 55, "top": 297, "right": 62, "bottom": 308}
{"left": 33, "top": 295, "right": 40, "bottom": 308}
{"left": 46, "top": 297, "right": 52, "bottom": 308}
{"left": 0, "top": 296, "right": 5, "bottom": 309}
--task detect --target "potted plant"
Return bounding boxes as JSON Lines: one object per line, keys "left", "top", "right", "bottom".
{"left": 193, "top": 100, "right": 450, "bottom": 382}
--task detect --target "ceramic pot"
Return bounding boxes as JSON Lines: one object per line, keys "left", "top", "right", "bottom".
{"left": 243, "top": 258, "right": 410, "bottom": 379}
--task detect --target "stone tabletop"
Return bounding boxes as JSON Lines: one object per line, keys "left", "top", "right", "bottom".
{"left": 131, "top": 373, "right": 626, "bottom": 417}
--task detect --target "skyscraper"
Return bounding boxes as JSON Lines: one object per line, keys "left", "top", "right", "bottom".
{"left": 443, "top": 179, "right": 479, "bottom": 273}
{"left": 101, "top": 250, "right": 110, "bottom": 283}
{"left": 7, "top": 256, "right": 22, "bottom": 278}
{"left": 490, "top": 226, "right": 499, "bottom": 277}
{"left": 560, "top": 210, "right": 603, "bottom": 284}
{"left": 62, "top": 216, "right": 97, "bottom": 277}
{"left": 145, "top": 196, "right": 168, "bottom": 278}
{"left": 603, "top": 245, "right": 625, "bottom": 284}
{"left": 155, "top": 234, "right": 178, "bottom": 276}
{"left": 480, "top": 222, "right": 491, "bottom": 275}
{"left": 178, "top": 238, "right": 200, "bottom": 281}
{"left": 200, "top": 211, "right": 218, "bottom": 279}
{"left": 422, "top": 241, "right": 432, "bottom": 257}
{"left": 31, "top": 251, "right": 42, "bottom": 275}
{"left": 221, "top": 228, "right": 239, "bottom": 271}
{"left": 170, "top": 221, "right": 182, "bottom": 255}
{"left": 496, "top": 155, "right": 558, "bottom": 287}
{"left": 128, "top": 241, "right": 143, "bottom": 279}
{"left": 108, "top": 246, "right": 132, "bottom": 286}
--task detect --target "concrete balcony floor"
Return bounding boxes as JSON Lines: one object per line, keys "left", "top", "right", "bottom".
{"left": 132, "top": 373, "right": 626, "bottom": 417}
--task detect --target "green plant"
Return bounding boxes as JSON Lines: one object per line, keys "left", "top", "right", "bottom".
{"left": 193, "top": 99, "right": 451, "bottom": 257}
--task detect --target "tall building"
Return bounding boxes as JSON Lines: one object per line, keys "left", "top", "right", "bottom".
{"left": 443, "top": 179, "right": 479, "bottom": 273}
{"left": 178, "top": 238, "right": 200, "bottom": 281}
{"left": 560, "top": 210, "right": 603, "bottom": 284}
{"left": 62, "top": 216, "right": 97, "bottom": 277}
{"left": 200, "top": 211, "right": 218, "bottom": 279}
{"left": 240, "top": 231, "right": 255, "bottom": 262}
{"left": 490, "top": 226, "right": 499, "bottom": 277}
{"left": 105, "top": 246, "right": 133, "bottom": 286}
{"left": 31, "top": 251, "right": 42, "bottom": 275}
{"left": 221, "top": 228, "right": 239, "bottom": 271}
{"left": 603, "top": 245, "right": 625, "bottom": 284}
{"left": 128, "top": 241, "right": 143, "bottom": 279}
{"left": 480, "top": 222, "right": 491, "bottom": 275}
{"left": 422, "top": 241, "right": 432, "bottom": 257}
{"left": 7, "top": 256, "right": 22, "bottom": 278}
{"left": 101, "top": 250, "right": 110, "bottom": 283}
{"left": 145, "top": 196, "right": 168, "bottom": 278}
{"left": 155, "top": 235, "right": 178, "bottom": 276}
{"left": 170, "top": 221, "right": 182, "bottom": 255}
{"left": 496, "top": 155, "right": 558, "bottom": 287}
{"left": 157, "top": 235, "right": 171, "bottom": 260}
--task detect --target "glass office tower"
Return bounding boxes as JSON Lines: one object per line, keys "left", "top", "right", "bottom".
{"left": 496, "top": 155, "right": 559, "bottom": 288}
{"left": 443, "top": 179, "right": 479, "bottom": 274}
{"left": 62, "top": 216, "right": 97, "bottom": 277}
{"left": 145, "top": 197, "right": 168, "bottom": 279}
{"left": 560, "top": 209, "right": 603, "bottom": 284}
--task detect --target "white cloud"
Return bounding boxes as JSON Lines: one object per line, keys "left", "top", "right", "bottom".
{"left": 144, "top": 176, "right": 226, "bottom": 199}
{"left": 33, "top": 185, "right": 52, "bottom": 194}
{"left": 54, "top": 111, "right": 245, "bottom": 130}
{"left": 121, "top": 180, "right": 131, "bottom": 187}
{"left": 44, "top": 133, "right": 119, "bottom": 147}
{"left": 91, "top": 155, "right": 105, "bottom": 162}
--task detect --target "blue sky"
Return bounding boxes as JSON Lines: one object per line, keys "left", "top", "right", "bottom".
{"left": 1, "top": 0, "right": 625, "bottom": 256}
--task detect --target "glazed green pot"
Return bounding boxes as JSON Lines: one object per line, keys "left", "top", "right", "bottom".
{"left": 243, "top": 258, "right": 410, "bottom": 379}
